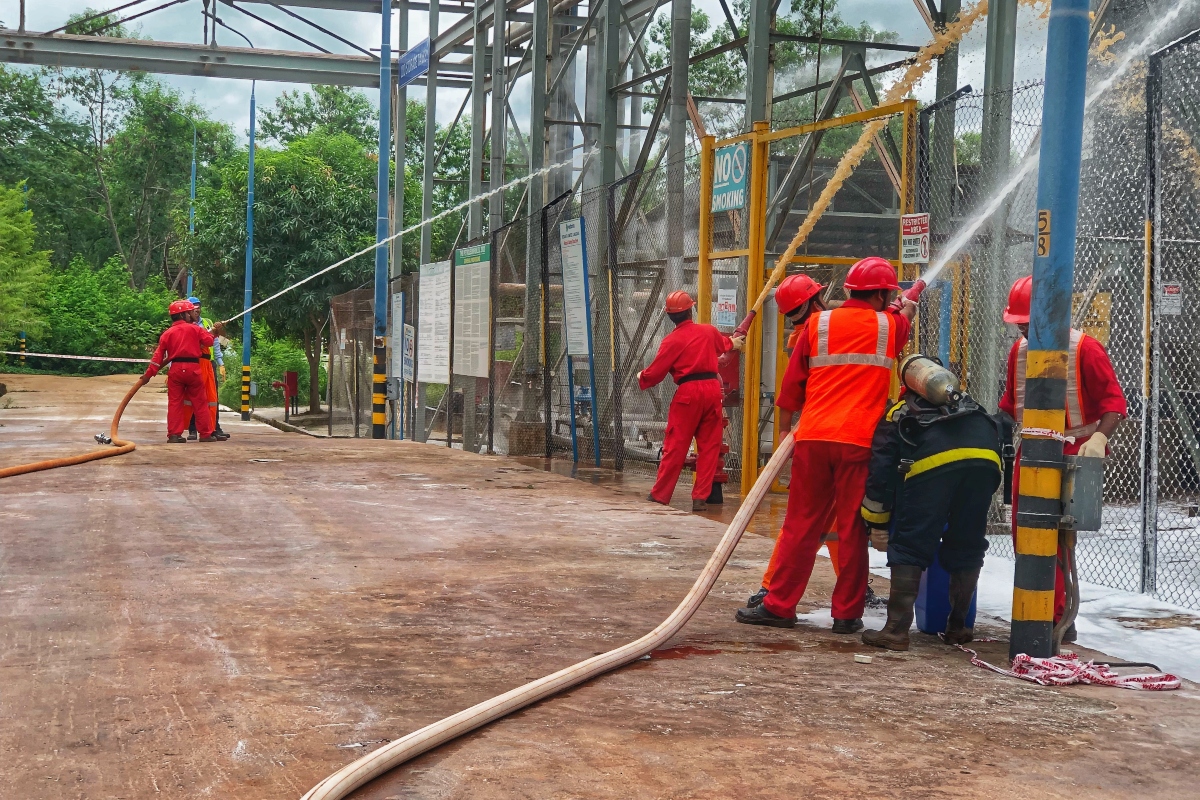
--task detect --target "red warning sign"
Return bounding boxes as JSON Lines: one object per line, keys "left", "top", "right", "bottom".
{"left": 901, "top": 213, "right": 930, "bottom": 264}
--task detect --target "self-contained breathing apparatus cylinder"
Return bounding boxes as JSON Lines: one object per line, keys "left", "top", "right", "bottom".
{"left": 899, "top": 354, "right": 962, "bottom": 407}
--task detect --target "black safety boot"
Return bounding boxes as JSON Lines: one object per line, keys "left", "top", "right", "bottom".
{"left": 862, "top": 565, "right": 922, "bottom": 651}
{"left": 831, "top": 618, "right": 864, "bottom": 634}
{"left": 943, "top": 568, "right": 982, "bottom": 646}
{"left": 212, "top": 431, "right": 231, "bottom": 441}
{"left": 691, "top": 498, "right": 707, "bottom": 512}
{"left": 167, "top": 434, "right": 187, "bottom": 444}
{"left": 746, "top": 587, "right": 769, "bottom": 608}
{"left": 735, "top": 604, "right": 796, "bottom": 628}
{"left": 187, "top": 431, "right": 198, "bottom": 441}
{"left": 646, "top": 493, "right": 668, "bottom": 505}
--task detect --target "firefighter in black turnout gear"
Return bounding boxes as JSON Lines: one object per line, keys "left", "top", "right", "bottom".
{"left": 860, "top": 355, "right": 1004, "bottom": 652}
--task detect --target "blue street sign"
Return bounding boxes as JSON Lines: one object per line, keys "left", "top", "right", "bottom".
{"left": 712, "top": 141, "right": 749, "bottom": 212}
{"left": 398, "top": 38, "right": 430, "bottom": 88}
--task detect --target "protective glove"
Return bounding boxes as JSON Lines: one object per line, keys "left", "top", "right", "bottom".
{"left": 730, "top": 335, "right": 746, "bottom": 352}
{"left": 137, "top": 373, "right": 151, "bottom": 386}
{"left": 1077, "top": 430, "right": 1108, "bottom": 459}
{"left": 219, "top": 365, "right": 227, "bottom": 382}
{"left": 869, "top": 527, "right": 889, "bottom": 552}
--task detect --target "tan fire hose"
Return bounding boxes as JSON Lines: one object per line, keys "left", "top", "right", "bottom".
{"left": 0, "top": 376, "right": 143, "bottom": 480}
{"left": 301, "top": 426, "right": 798, "bottom": 800}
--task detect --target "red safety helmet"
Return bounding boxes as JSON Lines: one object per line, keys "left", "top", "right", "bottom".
{"left": 843, "top": 256, "right": 900, "bottom": 292}
{"left": 775, "top": 274, "right": 825, "bottom": 316}
{"left": 664, "top": 290, "right": 695, "bottom": 314}
{"left": 1003, "top": 275, "right": 1033, "bottom": 324}
{"left": 169, "top": 299, "right": 195, "bottom": 315}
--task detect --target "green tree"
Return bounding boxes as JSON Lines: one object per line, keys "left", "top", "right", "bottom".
{"left": 260, "top": 85, "right": 378, "bottom": 147}
{"left": 0, "top": 65, "right": 108, "bottom": 269}
{"left": 187, "top": 133, "right": 378, "bottom": 411}
{"left": 34, "top": 255, "right": 176, "bottom": 374}
{"left": 642, "top": 0, "right": 896, "bottom": 137}
{"left": 0, "top": 184, "right": 50, "bottom": 346}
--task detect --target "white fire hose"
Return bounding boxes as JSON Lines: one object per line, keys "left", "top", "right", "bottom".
{"left": 301, "top": 429, "right": 797, "bottom": 799}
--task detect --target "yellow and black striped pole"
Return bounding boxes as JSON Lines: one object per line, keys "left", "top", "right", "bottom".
{"left": 372, "top": 341, "right": 387, "bottom": 439}
{"left": 240, "top": 364, "right": 251, "bottom": 420}
{"left": 1011, "top": 0, "right": 1089, "bottom": 659}
{"left": 18, "top": 331, "right": 25, "bottom": 364}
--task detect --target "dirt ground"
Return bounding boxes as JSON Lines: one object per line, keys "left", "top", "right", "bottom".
{"left": 2, "top": 372, "right": 1199, "bottom": 800}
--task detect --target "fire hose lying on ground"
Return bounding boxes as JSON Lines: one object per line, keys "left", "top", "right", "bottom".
{"left": 0, "top": 372, "right": 144, "bottom": 480}
{"left": 301, "top": 424, "right": 798, "bottom": 800}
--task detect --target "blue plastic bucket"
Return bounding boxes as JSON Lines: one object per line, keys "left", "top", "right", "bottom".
{"left": 914, "top": 550, "right": 977, "bottom": 635}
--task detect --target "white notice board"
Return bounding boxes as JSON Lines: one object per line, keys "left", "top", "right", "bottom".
{"left": 453, "top": 243, "right": 491, "bottom": 378}
{"left": 417, "top": 260, "right": 451, "bottom": 384}
{"left": 389, "top": 292, "right": 405, "bottom": 378}
{"left": 559, "top": 217, "right": 592, "bottom": 357}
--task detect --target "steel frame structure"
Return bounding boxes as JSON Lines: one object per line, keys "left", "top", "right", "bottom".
{"left": 4, "top": 0, "right": 937, "bottom": 453}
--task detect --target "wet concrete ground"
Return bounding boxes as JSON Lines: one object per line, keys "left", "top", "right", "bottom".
{"left": 3, "top": 372, "right": 1200, "bottom": 799}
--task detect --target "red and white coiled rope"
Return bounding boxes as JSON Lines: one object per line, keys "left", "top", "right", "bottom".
{"left": 960, "top": 646, "right": 1181, "bottom": 691}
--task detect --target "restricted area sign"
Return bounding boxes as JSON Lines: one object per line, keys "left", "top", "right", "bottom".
{"left": 901, "top": 212, "right": 930, "bottom": 264}
{"left": 1161, "top": 282, "right": 1182, "bottom": 316}
{"left": 712, "top": 141, "right": 749, "bottom": 212}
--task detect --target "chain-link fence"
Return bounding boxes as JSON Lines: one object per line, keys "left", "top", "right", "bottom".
{"left": 913, "top": 23, "right": 1200, "bottom": 611}
{"left": 1147, "top": 31, "right": 1200, "bottom": 610}
{"left": 328, "top": 286, "right": 374, "bottom": 438}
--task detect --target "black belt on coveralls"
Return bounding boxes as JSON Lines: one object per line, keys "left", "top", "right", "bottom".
{"left": 676, "top": 372, "right": 718, "bottom": 385}
{"left": 201, "top": 353, "right": 211, "bottom": 359}
{"left": 172, "top": 357, "right": 200, "bottom": 363}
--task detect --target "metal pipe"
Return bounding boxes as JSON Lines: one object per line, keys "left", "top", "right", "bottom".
{"left": 1010, "top": 0, "right": 1090, "bottom": 660}
{"left": 371, "top": 0, "right": 394, "bottom": 439}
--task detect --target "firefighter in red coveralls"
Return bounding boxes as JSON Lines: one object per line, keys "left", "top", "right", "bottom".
{"left": 638, "top": 291, "right": 745, "bottom": 511}
{"left": 139, "top": 299, "right": 219, "bottom": 443}
{"left": 737, "top": 257, "right": 916, "bottom": 632}
{"left": 744, "top": 274, "right": 840, "bottom": 608}
{"left": 999, "top": 275, "right": 1126, "bottom": 642}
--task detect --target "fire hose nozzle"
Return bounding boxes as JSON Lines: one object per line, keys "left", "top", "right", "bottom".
{"left": 731, "top": 311, "right": 757, "bottom": 339}
{"left": 94, "top": 433, "right": 112, "bottom": 445}
{"left": 890, "top": 279, "right": 927, "bottom": 312}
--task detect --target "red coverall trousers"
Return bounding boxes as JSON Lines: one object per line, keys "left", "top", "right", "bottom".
{"left": 650, "top": 380, "right": 724, "bottom": 503}
{"left": 762, "top": 440, "right": 870, "bottom": 620}
{"left": 168, "top": 363, "right": 214, "bottom": 438}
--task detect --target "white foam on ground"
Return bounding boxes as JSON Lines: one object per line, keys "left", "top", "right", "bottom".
{"left": 830, "top": 545, "right": 1200, "bottom": 682}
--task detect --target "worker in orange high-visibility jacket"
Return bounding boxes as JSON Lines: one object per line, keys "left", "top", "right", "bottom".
{"left": 140, "top": 300, "right": 218, "bottom": 443}
{"left": 998, "top": 275, "right": 1126, "bottom": 642}
{"left": 639, "top": 291, "right": 746, "bottom": 511}
{"left": 737, "top": 257, "right": 916, "bottom": 632}
{"left": 744, "top": 274, "right": 839, "bottom": 610}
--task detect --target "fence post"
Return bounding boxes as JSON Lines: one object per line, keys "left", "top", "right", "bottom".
{"left": 1140, "top": 48, "right": 1163, "bottom": 595}
{"left": 542, "top": 202, "right": 552, "bottom": 458}
{"left": 606, "top": 179, "right": 628, "bottom": 470}
{"left": 739, "top": 121, "right": 769, "bottom": 496}
{"left": 697, "top": 135, "right": 715, "bottom": 324}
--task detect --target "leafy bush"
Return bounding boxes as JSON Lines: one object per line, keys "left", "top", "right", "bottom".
{"left": 217, "top": 322, "right": 326, "bottom": 408}
{"left": 28, "top": 255, "right": 176, "bottom": 374}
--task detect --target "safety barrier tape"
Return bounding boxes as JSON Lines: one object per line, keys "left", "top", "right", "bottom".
{"left": 958, "top": 644, "right": 1181, "bottom": 690}
{"left": 1019, "top": 426, "right": 1077, "bottom": 444}
{"left": 2, "top": 350, "right": 150, "bottom": 363}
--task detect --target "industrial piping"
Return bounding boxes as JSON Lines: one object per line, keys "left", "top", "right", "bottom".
{"left": 301, "top": 426, "right": 797, "bottom": 800}
{"left": 0, "top": 378, "right": 142, "bottom": 479}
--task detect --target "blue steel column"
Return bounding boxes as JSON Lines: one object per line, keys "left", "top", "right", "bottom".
{"left": 1010, "top": 0, "right": 1090, "bottom": 659}
{"left": 186, "top": 124, "right": 197, "bottom": 296}
{"left": 372, "top": 0, "right": 394, "bottom": 439}
{"left": 240, "top": 82, "right": 257, "bottom": 421}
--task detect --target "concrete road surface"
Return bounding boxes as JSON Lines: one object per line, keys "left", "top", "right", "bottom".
{"left": 2, "top": 372, "right": 1199, "bottom": 799}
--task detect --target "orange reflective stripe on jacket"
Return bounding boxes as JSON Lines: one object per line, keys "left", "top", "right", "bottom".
{"left": 1014, "top": 329, "right": 1096, "bottom": 439}
{"left": 796, "top": 307, "right": 898, "bottom": 447}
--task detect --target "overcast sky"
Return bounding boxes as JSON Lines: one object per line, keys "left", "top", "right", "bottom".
{"left": 5, "top": 1, "right": 1051, "bottom": 138}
